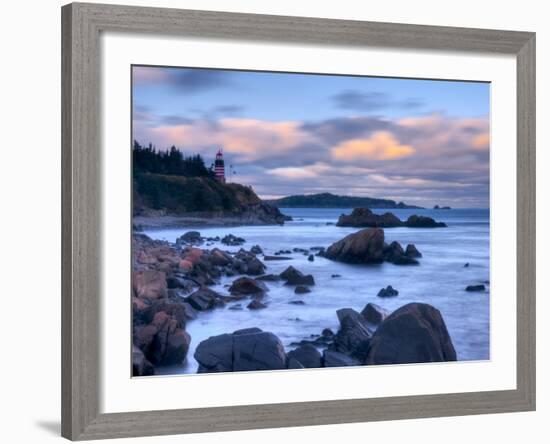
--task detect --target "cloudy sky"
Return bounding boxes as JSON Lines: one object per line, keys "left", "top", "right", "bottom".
{"left": 132, "top": 65, "right": 490, "bottom": 208}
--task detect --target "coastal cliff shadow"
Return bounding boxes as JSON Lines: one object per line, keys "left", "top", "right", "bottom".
{"left": 36, "top": 421, "right": 61, "bottom": 436}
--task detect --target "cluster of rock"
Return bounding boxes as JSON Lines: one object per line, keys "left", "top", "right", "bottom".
{"left": 193, "top": 302, "right": 457, "bottom": 372}
{"left": 131, "top": 233, "right": 277, "bottom": 375}
{"left": 132, "top": 266, "right": 194, "bottom": 376}
{"left": 322, "top": 228, "right": 422, "bottom": 265}
{"left": 337, "top": 208, "right": 446, "bottom": 228}
{"left": 132, "top": 224, "right": 460, "bottom": 376}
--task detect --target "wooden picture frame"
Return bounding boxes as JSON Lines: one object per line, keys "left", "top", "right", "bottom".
{"left": 61, "top": 2, "right": 535, "bottom": 440}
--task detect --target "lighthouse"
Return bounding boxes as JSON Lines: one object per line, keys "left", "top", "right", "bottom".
{"left": 214, "top": 149, "right": 226, "bottom": 183}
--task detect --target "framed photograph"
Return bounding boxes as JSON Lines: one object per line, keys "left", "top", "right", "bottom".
{"left": 61, "top": 2, "right": 535, "bottom": 440}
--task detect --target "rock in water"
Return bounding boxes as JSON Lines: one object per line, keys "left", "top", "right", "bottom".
{"left": 233, "top": 331, "right": 287, "bottom": 371}
{"left": 280, "top": 266, "right": 303, "bottom": 281}
{"left": 280, "top": 266, "right": 315, "bottom": 286}
{"left": 176, "top": 231, "right": 203, "bottom": 245}
{"left": 245, "top": 257, "right": 267, "bottom": 276}
{"left": 195, "top": 328, "right": 287, "bottom": 373}
{"left": 229, "top": 277, "right": 268, "bottom": 296}
{"left": 377, "top": 285, "right": 399, "bottom": 298}
{"left": 384, "top": 241, "right": 420, "bottom": 265}
{"left": 295, "top": 285, "right": 311, "bottom": 294}
{"left": 405, "top": 215, "right": 446, "bottom": 228}
{"left": 336, "top": 208, "right": 403, "bottom": 228}
{"left": 250, "top": 245, "right": 263, "bottom": 255}
{"left": 256, "top": 274, "right": 281, "bottom": 281}
{"left": 186, "top": 287, "right": 225, "bottom": 311}
{"left": 221, "top": 234, "right": 246, "bottom": 246}
{"left": 465, "top": 284, "right": 485, "bottom": 292}
{"left": 332, "top": 308, "right": 374, "bottom": 361}
{"left": 366, "top": 303, "right": 457, "bottom": 365}
{"left": 287, "top": 344, "right": 322, "bottom": 368}
{"left": 361, "top": 302, "right": 389, "bottom": 325}
{"left": 405, "top": 244, "right": 422, "bottom": 258}
{"left": 195, "top": 333, "right": 234, "bottom": 372}
{"left": 324, "top": 228, "right": 385, "bottom": 264}
{"left": 247, "top": 299, "right": 267, "bottom": 310}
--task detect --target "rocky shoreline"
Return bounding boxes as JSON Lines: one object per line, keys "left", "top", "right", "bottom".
{"left": 132, "top": 224, "right": 469, "bottom": 376}
{"left": 134, "top": 203, "right": 292, "bottom": 230}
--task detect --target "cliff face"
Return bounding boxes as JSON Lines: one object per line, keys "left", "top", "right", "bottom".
{"left": 133, "top": 173, "right": 289, "bottom": 224}
{"left": 133, "top": 173, "right": 261, "bottom": 214}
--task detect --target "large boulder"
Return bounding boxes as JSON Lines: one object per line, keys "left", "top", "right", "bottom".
{"left": 134, "top": 311, "right": 191, "bottom": 366}
{"left": 366, "top": 303, "right": 457, "bottom": 365}
{"left": 233, "top": 330, "right": 287, "bottom": 371}
{"left": 405, "top": 215, "right": 446, "bottom": 228}
{"left": 337, "top": 208, "right": 403, "bottom": 228}
{"left": 324, "top": 228, "right": 385, "bottom": 264}
{"left": 287, "top": 344, "right": 322, "bottom": 368}
{"left": 133, "top": 270, "right": 167, "bottom": 300}
{"left": 195, "top": 333, "right": 234, "bottom": 373}
{"left": 331, "top": 308, "right": 374, "bottom": 361}
{"left": 229, "top": 277, "right": 268, "bottom": 296}
{"left": 195, "top": 328, "right": 287, "bottom": 373}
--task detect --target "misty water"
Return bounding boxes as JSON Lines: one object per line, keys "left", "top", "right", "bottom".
{"left": 144, "top": 208, "right": 490, "bottom": 375}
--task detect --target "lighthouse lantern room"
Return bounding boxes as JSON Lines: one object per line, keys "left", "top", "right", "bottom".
{"left": 214, "top": 149, "right": 226, "bottom": 183}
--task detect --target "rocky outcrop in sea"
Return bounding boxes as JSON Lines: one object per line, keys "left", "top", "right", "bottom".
{"left": 336, "top": 208, "right": 446, "bottom": 228}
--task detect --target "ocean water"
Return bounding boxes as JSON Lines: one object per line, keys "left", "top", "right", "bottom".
{"left": 144, "top": 208, "right": 490, "bottom": 374}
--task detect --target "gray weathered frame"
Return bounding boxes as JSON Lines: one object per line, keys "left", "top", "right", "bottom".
{"left": 61, "top": 2, "right": 536, "bottom": 440}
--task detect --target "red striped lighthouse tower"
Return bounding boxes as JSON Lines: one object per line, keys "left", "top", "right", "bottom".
{"left": 214, "top": 148, "right": 226, "bottom": 183}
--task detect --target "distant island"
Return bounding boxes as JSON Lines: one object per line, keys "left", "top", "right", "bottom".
{"left": 266, "top": 193, "right": 423, "bottom": 209}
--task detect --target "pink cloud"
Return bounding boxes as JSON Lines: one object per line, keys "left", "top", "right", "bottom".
{"left": 331, "top": 131, "right": 415, "bottom": 161}
{"left": 139, "top": 118, "right": 315, "bottom": 162}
